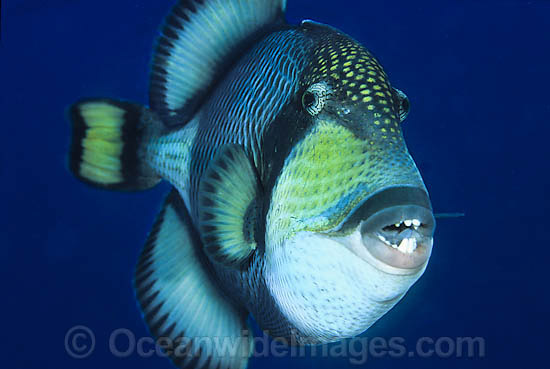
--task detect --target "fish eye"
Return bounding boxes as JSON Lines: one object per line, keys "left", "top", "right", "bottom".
{"left": 394, "top": 88, "right": 410, "bottom": 122}
{"left": 302, "top": 82, "right": 330, "bottom": 116}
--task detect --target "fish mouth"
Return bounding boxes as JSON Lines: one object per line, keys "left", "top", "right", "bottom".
{"left": 350, "top": 187, "right": 435, "bottom": 273}
{"left": 361, "top": 204, "right": 435, "bottom": 271}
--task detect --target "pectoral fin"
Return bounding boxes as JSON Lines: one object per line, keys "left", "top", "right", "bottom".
{"left": 199, "top": 145, "right": 262, "bottom": 269}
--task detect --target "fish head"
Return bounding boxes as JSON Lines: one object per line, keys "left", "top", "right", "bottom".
{"left": 264, "top": 22, "right": 435, "bottom": 341}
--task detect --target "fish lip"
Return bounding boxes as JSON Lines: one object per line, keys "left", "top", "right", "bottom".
{"left": 331, "top": 185, "right": 432, "bottom": 233}
{"left": 360, "top": 204, "right": 435, "bottom": 273}
{"left": 329, "top": 228, "right": 429, "bottom": 276}
{"left": 326, "top": 186, "right": 436, "bottom": 275}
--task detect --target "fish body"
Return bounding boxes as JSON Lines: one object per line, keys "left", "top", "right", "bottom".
{"left": 68, "top": 1, "right": 436, "bottom": 368}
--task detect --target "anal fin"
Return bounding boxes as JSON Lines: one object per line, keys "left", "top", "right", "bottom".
{"left": 135, "top": 190, "right": 253, "bottom": 369}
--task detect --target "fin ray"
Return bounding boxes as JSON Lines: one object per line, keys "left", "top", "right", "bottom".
{"left": 135, "top": 190, "right": 253, "bottom": 369}
{"left": 150, "top": 0, "right": 287, "bottom": 126}
{"left": 199, "top": 145, "right": 262, "bottom": 269}
{"left": 68, "top": 99, "right": 161, "bottom": 191}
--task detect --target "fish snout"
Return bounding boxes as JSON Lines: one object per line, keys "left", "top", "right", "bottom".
{"left": 359, "top": 187, "right": 435, "bottom": 271}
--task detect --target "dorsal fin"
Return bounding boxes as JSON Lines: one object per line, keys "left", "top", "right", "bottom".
{"left": 150, "top": 0, "right": 288, "bottom": 126}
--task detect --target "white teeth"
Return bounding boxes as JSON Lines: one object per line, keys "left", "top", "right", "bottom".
{"left": 410, "top": 238, "right": 417, "bottom": 251}
{"left": 396, "top": 238, "right": 417, "bottom": 254}
{"left": 398, "top": 238, "right": 408, "bottom": 253}
{"left": 394, "top": 219, "right": 421, "bottom": 228}
{"left": 380, "top": 218, "right": 423, "bottom": 254}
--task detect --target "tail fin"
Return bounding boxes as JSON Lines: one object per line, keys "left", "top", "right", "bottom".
{"left": 68, "top": 99, "right": 161, "bottom": 191}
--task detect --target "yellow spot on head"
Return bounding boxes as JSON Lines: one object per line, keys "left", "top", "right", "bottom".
{"left": 346, "top": 71, "right": 354, "bottom": 78}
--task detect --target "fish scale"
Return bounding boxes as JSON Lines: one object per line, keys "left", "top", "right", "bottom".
{"left": 187, "top": 28, "right": 310, "bottom": 222}
{"left": 67, "top": 1, "right": 436, "bottom": 367}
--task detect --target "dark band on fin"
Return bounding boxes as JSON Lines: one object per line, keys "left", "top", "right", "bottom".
{"left": 135, "top": 190, "right": 253, "bottom": 369}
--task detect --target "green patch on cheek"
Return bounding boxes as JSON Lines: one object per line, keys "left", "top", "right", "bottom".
{"left": 267, "top": 120, "right": 372, "bottom": 245}
{"left": 266, "top": 119, "right": 425, "bottom": 248}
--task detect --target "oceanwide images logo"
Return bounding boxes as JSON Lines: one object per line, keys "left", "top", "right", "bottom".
{"left": 65, "top": 325, "right": 486, "bottom": 365}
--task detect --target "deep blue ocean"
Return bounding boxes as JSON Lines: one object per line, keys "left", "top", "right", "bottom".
{"left": 2, "top": 0, "right": 548, "bottom": 368}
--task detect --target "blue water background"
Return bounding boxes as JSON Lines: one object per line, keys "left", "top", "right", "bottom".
{"left": 1, "top": 0, "right": 549, "bottom": 368}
